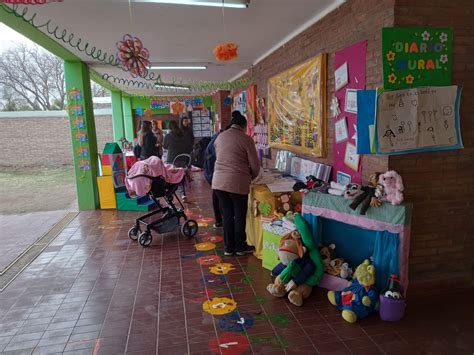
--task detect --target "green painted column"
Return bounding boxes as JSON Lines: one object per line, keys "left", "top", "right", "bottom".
{"left": 64, "top": 61, "right": 99, "bottom": 210}
{"left": 111, "top": 90, "right": 125, "bottom": 142}
{"left": 122, "top": 96, "right": 135, "bottom": 142}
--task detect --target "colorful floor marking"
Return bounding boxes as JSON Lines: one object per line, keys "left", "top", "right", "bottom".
{"left": 198, "top": 217, "right": 214, "bottom": 223}
{"left": 197, "top": 255, "right": 222, "bottom": 266}
{"left": 198, "top": 222, "right": 209, "bottom": 227}
{"left": 240, "top": 276, "right": 253, "bottom": 285}
{"left": 202, "top": 297, "right": 237, "bottom": 315}
{"left": 202, "top": 235, "right": 223, "bottom": 243}
{"left": 208, "top": 332, "right": 249, "bottom": 355}
{"left": 191, "top": 288, "right": 215, "bottom": 303}
{"left": 194, "top": 242, "right": 216, "bottom": 251}
{"left": 203, "top": 274, "right": 227, "bottom": 286}
{"left": 255, "top": 313, "right": 290, "bottom": 326}
{"left": 249, "top": 335, "right": 290, "bottom": 350}
{"left": 218, "top": 311, "right": 254, "bottom": 333}
{"left": 209, "top": 263, "right": 235, "bottom": 275}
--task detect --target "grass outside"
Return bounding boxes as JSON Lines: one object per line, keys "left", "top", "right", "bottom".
{"left": 0, "top": 166, "right": 77, "bottom": 214}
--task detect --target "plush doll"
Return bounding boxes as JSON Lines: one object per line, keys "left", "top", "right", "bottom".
{"left": 378, "top": 170, "right": 404, "bottom": 205}
{"left": 339, "top": 262, "right": 353, "bottom": 280}
{"left": 327, "top": 259, "right": 378, "bottom": 323}
{"left": 293, "top": 176, "right": 328, "bottom": 195}
{"left": 348, "top": 173, "right": 383, "bottom": 215}
{"left": 277, "top": 193, "right": 293, "bottom": 214}
{"left": 319, "top": 244, "right": 344, "bottom": 276}
{"left": 267, "top": 213, "right": 324, "bottom": 306}
{"left": 344, "top": 183, "right": 363, "bottom": 200}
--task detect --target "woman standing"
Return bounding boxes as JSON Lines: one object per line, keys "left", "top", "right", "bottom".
{"left": 163, "top": 120, "right": 188, "bottom": 164}
{"left": 151, "top": 120, "right": 164, "bottom": 158}
{"left": 135, "top": 121, "right": 160, "bottom": 160}
{"left": 212, "top": 111, "right": 260, "bottom": 256}
{"left": 180, "top": 115, "right": 195, "bottom": 155}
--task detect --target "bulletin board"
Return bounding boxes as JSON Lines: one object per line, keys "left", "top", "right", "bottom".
{"left": 267, "top": 53, "right": 326, "bottom": 157}
{"left": 192, "top": 107, "right": 212, "bottom": 138}
{"left": 332, "top": 41, "right": 367, "bottom": 184}
{"left": 376, "top": 86, "right": 463, "bottom": 154}
{"left": 382, "top": 27, "right": 453, "bottom": 90}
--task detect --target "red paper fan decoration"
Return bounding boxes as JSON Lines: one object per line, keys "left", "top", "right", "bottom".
{"left": 213, "top": 42, "right": 239, "bottom": 61}
{"left": 0, "top": 0, "right": 62, "bottom": 3}
{"left": 117, "top": 34, "right": 150, "bottom": 78}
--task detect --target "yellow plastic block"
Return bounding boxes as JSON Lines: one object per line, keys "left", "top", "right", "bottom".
{"left": 97, "top": 176, "right": 116, "bottom": 209}
{"left": 102, "top": 165, "right": 112, "bottom": 176}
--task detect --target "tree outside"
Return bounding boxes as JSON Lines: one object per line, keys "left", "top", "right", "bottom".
{"left": 0, "top": 43, "right": 108, "bottom": 111}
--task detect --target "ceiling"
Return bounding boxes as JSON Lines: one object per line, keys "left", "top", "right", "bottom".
{"left": 6, "top": 0, "right": 344, "bottom": 95}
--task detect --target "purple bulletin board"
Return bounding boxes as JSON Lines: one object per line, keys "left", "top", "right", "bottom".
{"left": 332, "top": 41, "right": 367, "bottom": 184}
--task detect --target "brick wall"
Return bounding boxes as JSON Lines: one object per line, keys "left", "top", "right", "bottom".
{"left": 0, "top": 113, "right": 113, "bottom": 167}
{"left": 236, "top": 0, "right": 473, "bottom": 289}
{"left": 389, "top": 0, "right": 474, "bottom": 285}
{"left": 212, "top": 90, "right": 231, "bottom": 130}
{"left": 241, "top": 0, "right": 394, "bottom": 181}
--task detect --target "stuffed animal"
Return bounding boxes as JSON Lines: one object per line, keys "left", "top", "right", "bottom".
{"left": 344, "top": 183, "right": 363, "bottom": 200}
{"left": 277, "top": 193, "right": 293, "bottom": 214}
{"left": 267, "top": 213, "right": 324, "bottom": 306}
{"left": 320, "top": 244, "right": 344, "bottom": 276}
{"left": 327, "top": 259, "right": 378, "bottom": 323}
{"left": 340, "top": 262, "right": 353, "bottom": 280}
{"left": 348, "top": 173, "right": 383, "bottom": 215}
{"left": 378, "top": 170, "right": 404, "bottom": 205}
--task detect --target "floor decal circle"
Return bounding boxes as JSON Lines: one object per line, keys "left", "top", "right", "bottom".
{"left": 208, "top": 332, "right": 250, "bottom": 355}
{"left": 209, "top": 263, "right": 235, "bottom": 275}
{"left": 202, "top": 297, "right": 237, "bottom": 315}
{"left": 197, "top": 255, "right": 222, "bottom": 266}
{"left": 202, "top": 235, "right": 224, "bottom": 243}
{"left": 218, "top": 311, "right": 254, "bottom": 332}
{"left": 194, "top": 242, "right": 216, "bottom": 251}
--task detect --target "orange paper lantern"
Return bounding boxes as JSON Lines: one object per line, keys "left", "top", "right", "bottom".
{"left": 213, "top": 42, "right": 239, "bottom": 61}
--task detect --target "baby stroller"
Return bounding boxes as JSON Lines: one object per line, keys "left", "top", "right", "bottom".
{"left": 127, "top": 155, "right": 198, "bottom": 247}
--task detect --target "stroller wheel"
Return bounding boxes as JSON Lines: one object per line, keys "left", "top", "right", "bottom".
{"left": 128, "top": 226, "right": 139, "bottom": 241}
{"left": 139, "top": 232, "right": 153, "bottom": 247}
{"left": 181, "top": 219, "right": 198, "bottom": 238}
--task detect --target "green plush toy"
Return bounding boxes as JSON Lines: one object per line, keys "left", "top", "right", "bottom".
{"left": 266, "top": 213, "right": 324, "bottom": 306}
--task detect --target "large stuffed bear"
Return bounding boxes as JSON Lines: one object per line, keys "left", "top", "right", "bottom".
{"left": 267, "top": 213, "right": 324, "bottom": 306}
{"left": 327, "top": 259, "right": 378, "bottom": 323}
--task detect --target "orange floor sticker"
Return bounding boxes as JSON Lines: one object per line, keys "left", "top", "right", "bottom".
{"left": 209, "top": 263, "right": 235, "bottom": 275}
{"left": 195, "top": 242, "right": 216, "bottom": 251}
{"left": 202, "top": 297, "right": 237, "bottom": 315}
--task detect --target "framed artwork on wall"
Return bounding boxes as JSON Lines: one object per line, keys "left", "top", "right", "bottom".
{"left": 335, "top": 62, "right": 349, "bottom": 91}
{"left": 335, "top": 117, "right": 349, "bottom": 143}
{"left": 267, "top": 53, "right": 327, "bottom": 156}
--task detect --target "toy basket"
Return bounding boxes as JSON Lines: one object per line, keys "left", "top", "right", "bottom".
{"left": 379, "top": 294, "right": 406, "bottom": 321}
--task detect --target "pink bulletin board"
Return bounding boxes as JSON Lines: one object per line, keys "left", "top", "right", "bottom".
{"left": 332, "top": 41, "right": 367, "bottom": 184}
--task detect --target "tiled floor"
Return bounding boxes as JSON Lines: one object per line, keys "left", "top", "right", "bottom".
{"left": 0, "top": 174, "right": 472, "bottom": 354}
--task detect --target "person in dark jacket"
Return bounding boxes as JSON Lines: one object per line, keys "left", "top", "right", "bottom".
{"left": 204, "top": 130, "right": 224, "bottom": 228}
{"left": 163, "top": 120, "right": 188, "bottom": 164}
{"left": 136, "top": 121, "right": 160, "bottom": 160}
{"left": 181, "top": 116, "right": 194, "bottom": 154}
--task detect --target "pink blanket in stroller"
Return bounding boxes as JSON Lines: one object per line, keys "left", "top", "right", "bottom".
{"left": 125, "top": 156, "right": 186, "bottom": 197}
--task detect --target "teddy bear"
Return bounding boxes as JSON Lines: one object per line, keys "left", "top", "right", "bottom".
{"left": 320, "top": 244, "right": 345, "bottom": 276}
{"left": 378, "top": 170, "right": 404, "bottom": 205}
{"left": 267, "top": 213, "right": 324, "bottom": 306}
{"left": 348, "top": 173, "right": 384, "bottom": 215}
{"left": 277, "top": 193, "right": 293, "bottom": 214}
{"left": 327, "top": 259, "right": 378, "bottom": 323}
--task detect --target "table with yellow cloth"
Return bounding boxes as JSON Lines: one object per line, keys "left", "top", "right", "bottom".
{"left": 245, "top": 184, "right": 302, "bottom": 259}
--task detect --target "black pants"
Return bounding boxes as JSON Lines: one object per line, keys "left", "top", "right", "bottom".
{"left": 214, "top": 190, "right": 248, "bottom": 253}
{"left": 212, "top": 189, "right": 222, "bottom": 224}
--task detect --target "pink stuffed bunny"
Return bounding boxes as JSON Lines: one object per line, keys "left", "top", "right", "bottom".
{"left": 378, "top": 171, "right": 404, "bottom": 205}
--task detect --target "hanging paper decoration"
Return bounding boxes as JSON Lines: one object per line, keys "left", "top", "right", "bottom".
{"left": 135, "top": 107, "right": 144, "bottom": 116}
{"left": 213, "top": 42, "right": 239, "bottom": 61}
{"left": 170, "top": 101, "right": 186, "bottom": 115}
{"left": 0, "top": 0, "right": 62, "bottom": 3}
{"left": 116, "top": 34, "right": 150, "bottom": 78}
{"left": 144, "top": 108, "right": 153, "bottom": 118}
{"left": 223, "top": 96, "right": 232, "bottom": 106}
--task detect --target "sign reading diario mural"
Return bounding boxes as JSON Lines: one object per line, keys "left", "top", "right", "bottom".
{"left": 382, "top": 27, "right": 452, "bottom": 89}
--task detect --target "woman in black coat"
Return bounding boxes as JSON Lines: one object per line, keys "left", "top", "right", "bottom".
{"left": 180, "top": 116, "right": 194, "bottom": 155}
{"left": 135, "top": 121, "right": 160, "bottom": 160}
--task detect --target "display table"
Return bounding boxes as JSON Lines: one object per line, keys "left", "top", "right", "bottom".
{"left": 246, "top": 184, "right": 302, "bottom": 258}
{"left": 302, "top": 192, "right": 412, "bottom": 292}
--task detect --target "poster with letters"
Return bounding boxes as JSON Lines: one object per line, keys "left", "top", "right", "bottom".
{"left": 376, "top": 85, "right": 462, "bottom": 154}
